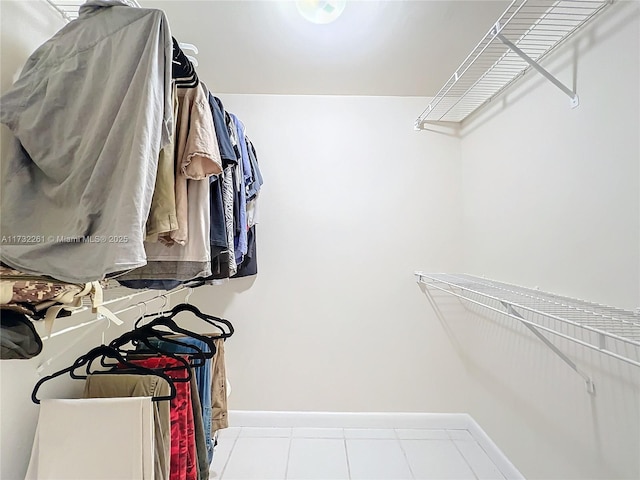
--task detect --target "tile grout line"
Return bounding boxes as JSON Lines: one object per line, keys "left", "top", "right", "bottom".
{"left": 218, "top": 427, "right": 242, "bottom": 480}
{"left": 283, "top": 428, "right": 293, "bottom": 480}
{"left": 464, "top": 431, "right": 508, "bottom": 480}
{"left": 394, "top": 428, "right": 417, "bottom": 480}
{"left": 450, "top": 430, "right": 480, "bottom": 480}
{"left": 342, "top": 429, "right": 353, "bottom": 480}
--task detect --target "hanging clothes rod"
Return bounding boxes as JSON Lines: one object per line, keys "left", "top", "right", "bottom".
{"left": 44, "top": 1, "right": 199, "bottom": 65}
{"left": 45, "top": 0, "right": 142, "bottom": 21}
{"left": 36, "top": 286, "right": 192, "bottom": 374}
{"left": 108, "top": 286, "right": 192, "bottom": 319}
{"left": 42, "top": 286, "right": 191, "bottom": 341}
{"left": 67, "top": 285, "right": 163, "bottom": 317}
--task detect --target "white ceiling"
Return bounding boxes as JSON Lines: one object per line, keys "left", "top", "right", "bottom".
{"left": 141, "top": 1, "right": 511, "bottom": 97}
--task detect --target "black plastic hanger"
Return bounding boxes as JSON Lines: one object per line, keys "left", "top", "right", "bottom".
{"left": 172, "top": 37, "right": 199, "bottom": 88}
{"left": 120, "top": 314, "right": 220, "bottom": 356}
{"left": 31, "top": 345, "right": 177, "bottom": 404}
{"left": 139, "top": 303, "right": 234, "bottom": 340}
{"left": 91, "top": 334, "right": 196, "bottom": 379}
{"left": 109, "top": 326, "right": 211, "bottom": 369}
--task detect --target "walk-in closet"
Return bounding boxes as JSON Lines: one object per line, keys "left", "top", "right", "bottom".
{"left": 0, "top": 1, "right": 638, "bottom": 479}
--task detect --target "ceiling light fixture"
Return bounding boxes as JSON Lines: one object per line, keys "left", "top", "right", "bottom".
{"left": 296, "top": 0, "right": 346, "bottom": 25}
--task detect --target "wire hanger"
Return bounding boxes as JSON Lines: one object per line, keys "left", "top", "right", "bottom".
{"left": 158, "top": 295, "right": 168, "bottom": 317}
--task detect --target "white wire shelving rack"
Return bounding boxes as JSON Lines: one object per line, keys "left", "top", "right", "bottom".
{"left": 415, "top": 272, "right": 640, "bottom": 394}
{"left": 43, "top": 0, "right": 199, "bottom": 64}
{"left": 45, "top": 0, "right": 141, "bottom": 21}
{"left": 415, "top": 0, "right": 611, "bottom": 128}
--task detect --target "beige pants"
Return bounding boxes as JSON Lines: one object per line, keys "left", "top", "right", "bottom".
{"left": 212, "top": 339, "right": 229, "bottom": 432}
{"left": 83, "top": 374, "right": 171, "bottom": 480}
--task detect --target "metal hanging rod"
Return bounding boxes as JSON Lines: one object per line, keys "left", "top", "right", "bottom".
{"left": 415, "top": 0, "right": 611, "bottom": 128}
{"left": 57, "top": 283, "right": 192, "bottom": 322}
{"left": 45, "top": 0, "right": 141, "bottom": 21}
{"left": 416, "top": 272, "right": 640, "bottom": 394}
{"left": 43, "top": 0, "right": 199, "bottom": 64}
{"left": 36, "top": 286, "right": 191, "bottom": 374}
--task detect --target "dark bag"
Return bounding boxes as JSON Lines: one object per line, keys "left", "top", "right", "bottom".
{"left": 1, "top": 309, "right": 43, "bottom": 360}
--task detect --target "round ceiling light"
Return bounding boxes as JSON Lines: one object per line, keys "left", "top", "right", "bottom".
{"left": 296, "top": 0, "right": 346, "bottom": 24}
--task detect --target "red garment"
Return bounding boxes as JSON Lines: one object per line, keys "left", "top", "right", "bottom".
{"left": 124, "top": 356, "right": 197, "bottom": 480}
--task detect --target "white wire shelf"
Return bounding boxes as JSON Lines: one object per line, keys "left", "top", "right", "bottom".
{"left": 415, "top": 0, "right": 610, "bottom": 127}
{"left": 415, "top": 272, "right": 640, "bottom": 388}
{"left": 45, "top": 0, "right": 141, "bottom": 21}
{"left": 43, "top": 0, "right": 199, "bottom": 64}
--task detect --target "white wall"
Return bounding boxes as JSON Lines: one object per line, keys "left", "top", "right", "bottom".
{"left": 460, "top": 0, "right": 640, "bottom": 311}
{"left": 453, "top": 1, "right": 640, "bottom": 479}
{"left": 193, "top": 94, "right": 469, "bottom": 413}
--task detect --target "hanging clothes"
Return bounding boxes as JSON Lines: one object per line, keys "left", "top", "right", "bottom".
{"left": 206, "top": 95, "right": 237, "bottom": 280}
{"left": 210, "top": 338, "right": 229, "bottom": 433}
{"left": 232, "top": 136, "right": 263, "bottom": 278}
{"left": 146, "top": 85, "right": 180, "bottom": 240}
{"left": 208, "top": 95, "right": 237, "bottom": 165}
{"left": 0, "top": 0, "right": 264, "bottom": 291}
{"left": 0, "top": 0, "right": 173, "bottom": 283}
{"left": 83, "top": 374, "right": 172, "bottom": 480}
{"left": 208, "top": 148, "right": 228, "bottom": 269}
{"left": 119, "top": 83, "right": 222, "bottom": 281}
{"left": 228, "top": 114, "right": 249, "bottom": 266}
{"left": 221, "top": 167, "right": 239, "bottom": 277}
{"left": 124, "top": 356, "right": 197, "bottom": 480}
{"left": 141, "top": 337, "right": 218, "bottom": 465}
{"left": 166, "top": 83, "right": 223, "bottom": 246}
{"left": 233, "top": 226, "right": 258, "bottom": 278}
{"left": 188, "top": 373, "right": 210, "bottom": 480}
{"left": 246, "top": 138, "right": 264, "bottom": 201}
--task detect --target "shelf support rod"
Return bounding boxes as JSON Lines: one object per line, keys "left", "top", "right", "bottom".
{"left": 501, "top": 302, "right": 595, "bottom": 395}
{"left": 494, "top": 29, "right": 579, "bottom": 108}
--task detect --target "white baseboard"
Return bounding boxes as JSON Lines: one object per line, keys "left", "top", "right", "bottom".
{"left": 228, "top": 409, "right": 524, "bottom": 479}
{"left": 229, "top": 410, "right": 470, "bottom": 429}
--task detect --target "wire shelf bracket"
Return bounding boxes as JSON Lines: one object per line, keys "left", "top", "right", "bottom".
{"left": 502, "top": 301, "right": 595, "bottom": 394}
{"left": 415, "top": 0, "right": 611, "bottom": 129}
{"left": 494, "top": 28, "right": 579, "bottom": 108}
{"left": 415, "top": 272, "right": 640, "bottom": 395}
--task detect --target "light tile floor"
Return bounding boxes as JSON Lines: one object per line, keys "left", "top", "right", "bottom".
{"left": 209, "top": 427, "right": 507, "bottom": 480}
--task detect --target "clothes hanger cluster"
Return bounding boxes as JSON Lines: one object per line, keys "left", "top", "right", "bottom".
{"left": 172, "top": 37, "right": 199, "bottom": 88}
{"left": 31, "top": 301, "right": 233, "bottom": 404}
